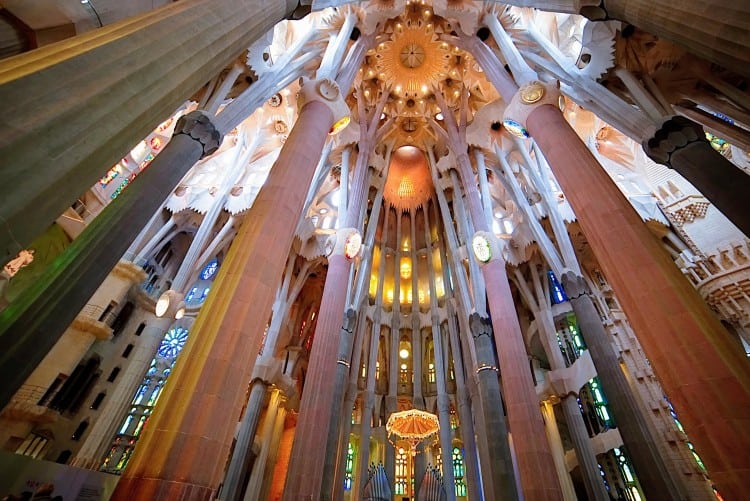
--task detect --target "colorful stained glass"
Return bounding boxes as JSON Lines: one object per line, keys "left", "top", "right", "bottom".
{"left": 157, "top": 327, "right": 189, "bottom": 359}
{"left": 453, "top": 447, "right": 467, "bottom": 496}
{"left": 344, "top": 442, "right": 355, "bottom": 490}
{"left": 503, "top": 118, "right": 529, "bottom": 138}
{"left": 110, "top": 179, "right": 130, "bottom": 199}
{"left": 200, "top": 259, "right": 219, "bottom": 280}
{"left": 548, "top": 270, "right": 568, "bottom": 304}
{"left": 99, "top": 163, "right": 123, "bottom": 187}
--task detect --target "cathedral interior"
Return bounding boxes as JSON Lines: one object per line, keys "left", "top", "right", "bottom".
{"left": 0, "top": 0, "right": 749, "bottom": 500}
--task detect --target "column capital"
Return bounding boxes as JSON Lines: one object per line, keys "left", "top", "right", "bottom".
{"left": 173, "top": 111, "right": 222, "bottom": 158}
{"left": 325, "top": 227, "right": 363, "bottom": 260}
{"left": 471, "top": 231, "right": 502, "bottom": 266}
{"left": 503, "top": 81, "right": 562, "bottom": 139}
{"left": 297, "top": 78, "right": 351, "bottom": 133}
{"left": 643, "top": 115, "right": 705, "bottom": 168}
{"left": 560, "top": 270, "right": 590, "bottom": 299}
{"left": 469, "top": 312, "right": 493, "bottom": 339}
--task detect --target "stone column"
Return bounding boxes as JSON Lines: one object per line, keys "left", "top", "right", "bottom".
{"left": 112, "top": 80, "right": 348, "bottom": 501}
{"left": 644, "top": 116, "right": 750, "bottom": 237}
{"left": 243, "top": 388, "right": 282, "bottom": 501}
{"left": 424, "top": 201, "right": 456, "bottom": 500}
{"left": 220, "top": 378, "right": 269, "bottom": 501}
{"left": 0, "top": 0, "right": 297, "bottom": 263}
{"left": 515, "top": 82, "right": 750, "bottom": 499}
{"left": 469, "top": 314, "right": 520, "bottom": 500}
{"left": 540, "top": 400, "right": 577, "bottom": 501}
{"left": 521, "top": 279, "right": 609, "bottom": 501}
{"left": 357, "top": 208, "right": 391, "bottom": 497}
{"left": 445, "top": 309, "right": 482, "bottom": 500}
{"left": 561, "top": 272, "right": 689, "bottom": 499}
{"left": 332, "top": 314, "right": 368, "bottom": 501}
{"left": 457, "top": 185, "right": 562, "bottom": 500}
{"left": 432, "top": 168, "right": 515, "bottom": 500}
{"left": 589, "top": 0, "right": 750, "bottom": 78}
{"left": 282, "top": 236, "right": 364, "bottom": 499}
{"left": 0, "top": 111, "right": 221, "bottom": 411}
{"left": 257, "top": 404, "right": 287, "bottom": 501}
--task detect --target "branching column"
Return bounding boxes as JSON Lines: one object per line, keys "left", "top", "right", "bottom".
{"left": 510, "top": 82, "right": 750, "bottom": 499}
{"left": 112, "top": 80, "right": 346, "bottom": 501}
{"left": 441, "top": 105, "right": 562, "bottom": 497}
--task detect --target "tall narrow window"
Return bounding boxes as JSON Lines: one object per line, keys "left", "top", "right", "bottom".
{"left": 344, "top": 442, "right": 355, "bottom": 490}
{"left": 452, "top": 447, "right": 467, "bottom": 497}
{"left": 90, "top": 392, "right": 106, "bottom": 410}
{"left": 71, "top": 420, "right": 89, "bottom": 441}
{"left": 395, "top": 447, "right": 409, "bottom": 495}
{"left": 547, "top": 270, "right": 568, "bottom": 304}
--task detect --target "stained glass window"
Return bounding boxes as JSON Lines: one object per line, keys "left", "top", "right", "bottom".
{"left": 344, "top": 442, "right": 355, "bottom": 490}
{"left": 395, "top": 447, "right": 409, "bottom": 495}
{"left": 588, "top": 378, "right": 615, "bottom": 428}
{"left": 157, "top": 327, "right": 189, "bottom": 359}
{"left": 452, "top": 447, "right": 467, "bottom": 497}
{"left": 200, "top": 259, "right": 219, "bottom": 280}
{"left": 547, "top": 270, "right": 568, "bottom": 304}
{"left": 102, "top": 327, "right": 189, "bottom": 475}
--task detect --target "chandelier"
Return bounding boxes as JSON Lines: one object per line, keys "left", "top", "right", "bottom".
{"left": 386, "top": 408, "right": 440, "bottom": 455}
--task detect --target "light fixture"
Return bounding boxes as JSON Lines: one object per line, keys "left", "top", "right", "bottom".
{"left": 400, "top": 363, "right": 408, "bottom": 370}
{"left": 155, "top": 290, "right": 184, "bottom": 318}
{"left": 399, "top": 348, "right": 410, "bottom": 359}
{"left": 344, "top": 231, "right": 363, "bottom": 260}
{"left": 155, "top": 291, "right": 172, "bottom": 317}
{"left": 329, "top": 115, "right": 351, "bottom": 135}
{"left": 175, "top": 303, "right": 186, "bottom": 320}
{"left": 435, "top": 112, "right": 444, "bottom": 121}
{"left": 472, "top": 234, "right": 492, "bottom": 263}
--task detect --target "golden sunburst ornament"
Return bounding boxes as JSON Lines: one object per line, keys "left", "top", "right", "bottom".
{"left": 520, "top": 81, "right": 546, "bottom": 104}
{"left": 373, "top": 21, "right": 452, "bottom": 99}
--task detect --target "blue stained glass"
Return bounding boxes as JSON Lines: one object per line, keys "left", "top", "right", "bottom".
{"left": 547, "top": 271, "right": 568, "bottom": 304}
{"left": 186, "top": 286, "right": 198, "bottom": 302}
{"left": 157, "top": 327, "right": 189, "bottom": 359}
{"left": 200, "top": 259, "right": 219, "bottom": 280}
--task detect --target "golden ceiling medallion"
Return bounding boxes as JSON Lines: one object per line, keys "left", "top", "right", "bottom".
{"left": 400, "top": 43, "right": 425, "bottom": 68}
{"left": 520, "top": 82, "right": 546, "bottom": 104}
{"left": 373, "top": 23, "right": 452, "bottom": 99}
